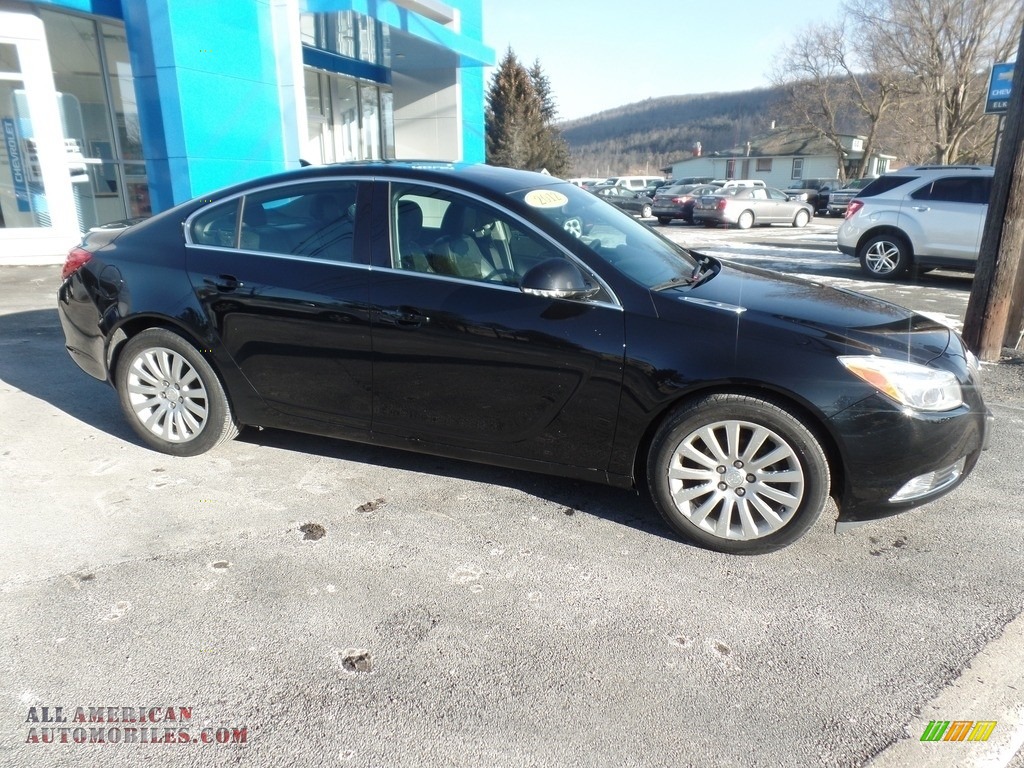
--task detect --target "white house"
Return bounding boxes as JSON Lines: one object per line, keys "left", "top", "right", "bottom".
{"left": 666, "top": 127, "right": 897, "bottom": 186}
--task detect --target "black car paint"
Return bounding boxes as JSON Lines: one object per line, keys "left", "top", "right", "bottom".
{"left": 58, "top": 162, "right": 989, "bottom": 525}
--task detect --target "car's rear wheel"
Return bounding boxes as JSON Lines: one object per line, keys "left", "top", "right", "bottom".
{"left": 657, "top": 217, "right": 671, "bottom": 226}
{"left": 647, "top": 394, "right": 830, "bottom": 554}
{"left": 641, "top": 204, "right": 652, "bottom": 219}
{"left": 736, "top": 210, "right": 754, "bottom": 229}
{"left": 792, "top": 209, "right": 810, "bottom": 228}
{"left": 859, "top": 233, "right": 910, "bottom": 279}
{"left": 116, "top": 328, "right": 238, "bottom": 456}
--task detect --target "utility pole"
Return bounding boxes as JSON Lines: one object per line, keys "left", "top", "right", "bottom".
{"left": 963, "top": 24, "right": 1024, "bottom": 360}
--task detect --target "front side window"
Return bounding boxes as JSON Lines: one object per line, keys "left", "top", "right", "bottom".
{"left": 390, "top": 184, "right": 576, "bottom": 289}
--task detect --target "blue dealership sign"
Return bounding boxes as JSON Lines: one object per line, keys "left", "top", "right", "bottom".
{"left": 986, "top": 62, "right": 1014, "bottom": 114}
{"left": 2, "top": 117, "right": 31, "bottom": 212}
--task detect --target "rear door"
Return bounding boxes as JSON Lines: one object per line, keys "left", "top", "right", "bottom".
{"left": 185, "top": 179, "right": 374, "bottom": 432}
{"left": 367, "top": 180, "right": 625, "bottom": 470}
{"left": 904, "top": 175, "right": 991, "bottom": 261}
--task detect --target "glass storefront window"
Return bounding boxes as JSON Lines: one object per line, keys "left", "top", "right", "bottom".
{"left": 333, "top": 78, "right": 359, "bottom": 162}
{"left": 303, "top": 69, "right": 393, "bottom": 164}
{"left": 39, "top": 10, "right": 150, "bottom": 228}
{"left": 300, "top": 11, "right": 382, "bottom": 65}
{"left": 1, "top": 44, "right": 51, "bottom": 229}
{"left": 360, "top": 83, "right": 380, "bottom": 160}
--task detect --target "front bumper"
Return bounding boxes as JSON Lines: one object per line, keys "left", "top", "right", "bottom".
{"left": 830, "top": 393, "right": 990, "bottom": 523}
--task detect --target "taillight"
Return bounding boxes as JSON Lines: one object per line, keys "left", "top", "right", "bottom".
{"left": 672, "top": 196, "right": 692, "bottom": 204}
{"left": 716, "top": 198, "right": 728, "bottom": 211}
{"left": 61, "top": 247, "right": 93, "bottom": 280}
{"left": 846, "top": 199, "right": 864, "bottom": 219}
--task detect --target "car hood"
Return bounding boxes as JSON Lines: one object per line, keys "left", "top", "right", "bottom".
{"left": 664, "top": 258, "right": 951, "bottom": 363}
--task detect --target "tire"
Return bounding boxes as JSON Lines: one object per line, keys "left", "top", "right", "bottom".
{"left": 736, "top": 210, "right": 754, "bottom": 230}
{"left": 792, "top": 209, "right": 810, "bottom": 228}
{"left": 641, "top": 204, "right": 652, "bottom": 219}
{"left": 115, "top": 328, "right": 239, "bottom": 457}
{"left": 646, "top": 393, "right": 830, "bottom": 555}
{"left": 858, "top": 233, "right": 911, "bottom": 279}
{"left": 657, "top": 217, "right": 671, "bottom": 226}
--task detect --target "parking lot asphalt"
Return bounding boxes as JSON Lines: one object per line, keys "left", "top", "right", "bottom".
{"left": 2, "top": 226, "right": 1023, "bottom": 767}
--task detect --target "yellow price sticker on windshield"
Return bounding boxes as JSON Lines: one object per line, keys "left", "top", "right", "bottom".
{"left": 524, "top": 190, "right": 569, "bottom": 208}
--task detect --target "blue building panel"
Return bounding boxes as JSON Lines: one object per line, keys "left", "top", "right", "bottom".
{"left": 120, "top": 0, "right": 291, "bottom": 208}
{"left": 26, "top": 0, "right": 492, "bottom": 212}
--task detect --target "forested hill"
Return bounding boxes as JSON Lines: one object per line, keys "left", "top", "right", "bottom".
{"left": 559, "top": 87, "right": 791, "bottom": 176}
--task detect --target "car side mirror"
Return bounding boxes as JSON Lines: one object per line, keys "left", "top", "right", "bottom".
{"left": 521, "top": 258, "right": 600, "bottom": 300}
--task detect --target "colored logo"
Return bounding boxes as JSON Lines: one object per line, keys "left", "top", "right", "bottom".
{"left": 920, "top": 720, "right": 997, "bottom": 742}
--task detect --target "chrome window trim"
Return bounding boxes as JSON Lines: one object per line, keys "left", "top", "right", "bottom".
{"left": 183, "top": 241, "right": 375, "bottom": 272}
{"left": 182, "top": 175, "right": 375, "bottom": 247}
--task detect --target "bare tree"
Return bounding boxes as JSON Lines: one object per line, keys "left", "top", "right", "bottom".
{"left": 772, "top": 22, "right": 851, "bottom": 178}
{"left": 772, "top": 18, "right": 900, "bottom": 180}
{"left": 848, "top": 0, "right": 1023, "bottom": 164}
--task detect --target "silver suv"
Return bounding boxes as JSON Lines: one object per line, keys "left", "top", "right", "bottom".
{"left": 837, "top": 165, "right": 993, "bottom": 279}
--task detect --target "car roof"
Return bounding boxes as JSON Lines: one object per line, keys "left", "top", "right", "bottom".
{"left": 888, "top": 164, "right": 993, "bottom": 176}
{"left": 210, "top": 161, "right": 564, "bottom": 201}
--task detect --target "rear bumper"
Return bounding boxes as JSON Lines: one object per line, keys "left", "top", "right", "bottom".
{"left": 57, "top": 276, "right": 109, "bottom": 382}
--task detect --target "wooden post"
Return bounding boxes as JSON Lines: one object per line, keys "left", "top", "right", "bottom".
{"left": 962, "top": 24, "right": 1024, "bottom": 360}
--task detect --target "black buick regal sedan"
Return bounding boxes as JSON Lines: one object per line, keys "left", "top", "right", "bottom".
{"left": 57, "top": 161, "right": 992, "bottom": 554}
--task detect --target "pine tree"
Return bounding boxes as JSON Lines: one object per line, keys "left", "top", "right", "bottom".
{"left": 485, "top": 49, "right": 570, "bottom": 177}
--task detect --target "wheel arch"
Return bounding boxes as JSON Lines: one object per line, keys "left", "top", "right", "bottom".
{"left": 856, "top": 226, "right": 915, "bottom": 261}
{"left": 105, "top": 315, "right": 212, "bottom": 382}
{"left": 631, "top": 382, "right": 845, "bottom": 502}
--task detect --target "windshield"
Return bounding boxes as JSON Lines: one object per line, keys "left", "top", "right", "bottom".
{"left": 509, "top": 182, "right": 699, "bottom": 288}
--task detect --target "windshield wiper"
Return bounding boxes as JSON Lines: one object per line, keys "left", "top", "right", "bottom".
{"left": 652, "top": 256, "right": 716, "bottom": 291}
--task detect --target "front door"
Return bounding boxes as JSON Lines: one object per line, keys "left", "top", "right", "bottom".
{"left": 368, "top": 181, "right": 625, "bottom": 470}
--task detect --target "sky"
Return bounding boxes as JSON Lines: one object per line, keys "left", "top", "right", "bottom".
{"left": 481, "top": 0, "right": 847, "bottom": 122}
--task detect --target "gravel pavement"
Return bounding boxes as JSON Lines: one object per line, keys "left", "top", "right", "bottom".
{"left": 1, "top": 227, "right": 1022, "bottom": 768}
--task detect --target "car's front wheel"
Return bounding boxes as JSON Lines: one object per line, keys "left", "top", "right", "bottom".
{"left": 646, "top": 394, "right": 830, "bottom": 554}
{"left": 859, "top": 233, "right": 911, "bottom": 279}
{"left": 115, "top": 328, "right": 239, "bottom": 456}
{"left": 640, "top": 204, "right": 652, "bottom": 218}
{"left": 792, "top": 209, "right": 810, "bottom": 228}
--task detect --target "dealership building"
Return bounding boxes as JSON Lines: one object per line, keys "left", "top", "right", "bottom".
{"left": 0, "top": 0, "right": 493, "bottom": 260}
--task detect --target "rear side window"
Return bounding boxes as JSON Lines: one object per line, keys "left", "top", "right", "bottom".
{"left": 856, "top": 175, "right": 918, "bottom": 197}
{"left": 911, "top": 176, "right": 991, "bottom": 204}
{"left": 190, "top": 200, "right": 239, "bottom": 247}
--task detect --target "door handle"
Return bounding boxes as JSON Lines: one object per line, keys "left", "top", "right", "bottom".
{"left": 378, "top": 308, "right": 429, "bottom": 328}
{"left": 206, "top": 274, "right": 243, "bottom": 292}
{"left": 913, "top": 206, "right": 930, "bottom": 212}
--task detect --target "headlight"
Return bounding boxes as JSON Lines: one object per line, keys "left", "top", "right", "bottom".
{"left": 839, "top": 356, "right": 963, "bottom": 411}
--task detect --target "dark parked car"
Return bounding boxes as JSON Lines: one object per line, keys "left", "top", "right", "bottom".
{"left": 784, "top": 178, "right": 837, "bottom": 213}
{"left": 652, "top": 183, "right": 722, "bottom": 225}
{"left": 58, "top": 161, "right": 991, "bottom": 554}
{"left": 826, "top": 177, "right": 876, "bottom": 217}
{"left": 594, "top": 185, "right": 654, "bottom": 218}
